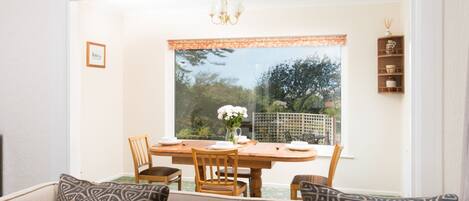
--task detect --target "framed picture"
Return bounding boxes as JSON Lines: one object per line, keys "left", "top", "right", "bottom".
{"left": 86, "top": 42, "right": 106, "bottom": 68}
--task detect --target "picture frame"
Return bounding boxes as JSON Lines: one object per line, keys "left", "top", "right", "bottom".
{"left": 86, "top": 42, "right": 106, "bottom": 68}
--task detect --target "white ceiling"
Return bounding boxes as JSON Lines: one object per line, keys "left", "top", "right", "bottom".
{"left": 103, "top": 0, "right": 401, "bottom": 12}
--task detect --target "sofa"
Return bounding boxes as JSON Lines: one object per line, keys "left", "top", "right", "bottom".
{"left": 0, "top": 181, "right": 458, "bottom": 201}
{"left": 0, "top": 182, "right": 282, "bottom": 201}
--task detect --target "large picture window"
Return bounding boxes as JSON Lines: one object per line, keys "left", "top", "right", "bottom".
{"left": 173, "top": 38, "right": 343, "bottom": 145}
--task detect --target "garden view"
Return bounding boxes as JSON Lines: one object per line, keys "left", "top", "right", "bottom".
{"left": 175, "top": 46, "right": 342, "bottom": 144}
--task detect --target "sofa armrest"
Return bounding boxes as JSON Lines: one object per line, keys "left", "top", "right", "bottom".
{"left": 0, "top": 182, "right": 57, "bottom": 201}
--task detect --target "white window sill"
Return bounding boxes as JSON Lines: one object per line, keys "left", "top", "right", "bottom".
{"left": 312, "top": 145, "right": 355, "bottom": 159}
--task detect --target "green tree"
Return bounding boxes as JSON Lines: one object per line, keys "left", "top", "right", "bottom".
{"left": 175, "top": 72, "right": 255, "bottom": 138}
{"left": 175, "top": 49, "right": 257, "bottom": 139}
{"left": 175, "top": 49, "right": 234, "bottom": 75}
{"left": 175, "top": 49, "right": 235, "bottom": 88}
{"left": 256, "top": 55, "right": 341, "bottom": 114}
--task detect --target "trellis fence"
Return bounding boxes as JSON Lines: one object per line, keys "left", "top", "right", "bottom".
{"left": 252, "top": 112, "right": 336, "bottom": 145}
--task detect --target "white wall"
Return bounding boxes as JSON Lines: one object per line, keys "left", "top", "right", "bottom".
{"left": 70, "top": 1, "right": 125, "bottom": 181}
{"left": 122, "top": 3, "right": 405, "bottom": 195}
{"left": 0, "top": 0, "right": 69, "bottom": 194}
{"left": 443, "top": 0, "right": 469, "bottom": 195}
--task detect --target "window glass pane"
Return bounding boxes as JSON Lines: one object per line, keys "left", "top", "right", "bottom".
{"left": 175, "top": 46, "right": 341, "bottom": 145}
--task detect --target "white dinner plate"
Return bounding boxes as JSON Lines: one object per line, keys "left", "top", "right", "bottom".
{"left": 237, "top": 139, "right": 251, "bottom": 144}
{"left": 286, "top": 144, "right": 314, "bottom": 151}
{"left": 158, "top": 140, "right": 182, "bottom": 146}
{"left": 209, "top": 144, "right": 240, "bottom": 150}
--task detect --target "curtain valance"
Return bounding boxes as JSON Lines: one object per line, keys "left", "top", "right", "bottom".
{"left": 168, "top": 35, "right": 347, "bottom": 50}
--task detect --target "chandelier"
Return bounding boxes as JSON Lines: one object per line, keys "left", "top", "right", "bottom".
{"left": 210, "top": 0, "right": 244, "bottom": 25}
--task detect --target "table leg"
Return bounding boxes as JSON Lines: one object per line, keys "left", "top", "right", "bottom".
{"left": 250, "top": 168, "right": 262, "bottom": 197}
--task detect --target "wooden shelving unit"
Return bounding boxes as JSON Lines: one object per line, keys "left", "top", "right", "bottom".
{"left": 378, "top": 54, "right": 404, "bottom": 58}
{"left": 377, "top": 35, "right": 404, "bottom": 94}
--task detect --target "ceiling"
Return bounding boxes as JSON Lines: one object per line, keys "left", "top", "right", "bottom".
{"left": 102, "top": 0, "right": 401, "bottom": 12}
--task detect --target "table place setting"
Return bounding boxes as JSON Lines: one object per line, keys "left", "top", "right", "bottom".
{"left": 158, "top": 136, "right": 182, "bottom": 146}
{"left": 236, "top": 135, "right": 250, "bottom": 144}
{"left": 209, "top": 141, "right": 242, "bottom": 150}
{"left": 286, "top": 141, "right": 314, "bottom": 151}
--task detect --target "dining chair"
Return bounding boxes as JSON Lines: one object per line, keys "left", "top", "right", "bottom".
{"left": 215, "top": 141, "right": 257, "bottom": 193}
{"left": 290, "top": 144, "right": 343, "bottom": 200}
{"left": 128, "top": 134, "right": 182, "bottom": 190}
{"left": 215, "top": 168, "right": 251, "bottom": 193}
{"left": 191, "top": 148, "right": 248, "bottom": 197}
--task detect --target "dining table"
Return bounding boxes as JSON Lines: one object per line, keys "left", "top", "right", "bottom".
{"left": 150, "top": 140, "right": 317, "bottom": 197}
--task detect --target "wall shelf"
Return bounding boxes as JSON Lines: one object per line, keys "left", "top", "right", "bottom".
{"left": 378, "top": 73, "right": 404, "bottom": 76}
{"left": 378, "top": 54, "right": 404, "bottom": 58}
{"left": 377, "top": 36, "right": 404, "bottom": 94}
{"left": 378, "top": 87, "right": 403, "bottom": 93}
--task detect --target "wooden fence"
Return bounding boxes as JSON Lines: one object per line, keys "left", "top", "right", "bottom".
{"left": 252, "top": 112, "right": 335, "bottom": 145}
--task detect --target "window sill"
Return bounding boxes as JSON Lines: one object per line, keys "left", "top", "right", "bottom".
{"left": 312, "top": 145, "right": 355, "bottom": 159}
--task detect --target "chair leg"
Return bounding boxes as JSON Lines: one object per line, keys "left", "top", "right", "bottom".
{"left": 243, "top": 189, "right": 248, "bottom": 197}
{"left": 290, "top": 185, "right": 299, "bottom": 200}
{"left": 177, "top": 175, "right": 182, "bottom": 191}
{"left": 248, "top": 177, "right": 252, "bottom": 196}
{"left": 135, "top": 177, "right": 140, "bottom": 184}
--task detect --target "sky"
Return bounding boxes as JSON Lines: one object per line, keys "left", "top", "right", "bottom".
{"left": 180, "top": 46, "right": 342, "bottom": 89}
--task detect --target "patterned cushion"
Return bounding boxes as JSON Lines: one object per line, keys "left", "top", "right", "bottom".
{"left": 57, "top": 174, "right": 169, "bottom": 201}
{"left": 57, "top": 174, "right": 94, "bottom": 201}
{"left": 300, "top": 182, "right": 459, "bottom": 201}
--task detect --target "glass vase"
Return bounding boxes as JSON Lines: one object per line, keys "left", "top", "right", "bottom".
{"left": 225, "top": 127, "right": 241, "bottom": 144}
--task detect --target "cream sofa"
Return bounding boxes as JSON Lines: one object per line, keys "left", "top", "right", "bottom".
{"left": 0, "top": 182, "right": 286, "bottom": 201}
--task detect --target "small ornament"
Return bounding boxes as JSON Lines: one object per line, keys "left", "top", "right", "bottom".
{"left": 385, "top": 40, "right": 397, "bottom": 54}
{"left": 386, "top": 65, "right": 396, "bottom": 73}
{"left": 386, "top": 77, "right": 397, "bottom": 88}
{"left": 384, "top": 18, "right": 393, "bottom": 36}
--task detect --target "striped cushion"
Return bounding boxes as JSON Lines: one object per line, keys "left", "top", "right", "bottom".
{"left": 300, "top": 182, "right": 458, "bottom": 201}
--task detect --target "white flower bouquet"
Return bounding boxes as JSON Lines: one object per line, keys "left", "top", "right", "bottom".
{"left": 217, "top": 105, "right": 248, "bottom": 142}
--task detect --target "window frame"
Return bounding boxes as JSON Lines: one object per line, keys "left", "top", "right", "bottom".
{"left": 165, "top": 39, "right": 352, "bottom": 158}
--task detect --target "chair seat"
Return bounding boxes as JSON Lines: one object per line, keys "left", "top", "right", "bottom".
{"left": 291, "top": 175, "right": 328, "bottom": 186}
{"left": 216, "top": 167, "right": 251, "bottom": 178}
{"left": 201, "top": 179, "right": 247, "bottom": 192}
{"left": 140, "top": 166, "right": 181, "bottom": 177}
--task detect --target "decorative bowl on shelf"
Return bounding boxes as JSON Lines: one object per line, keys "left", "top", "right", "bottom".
{"left": 385, "top": 65, "right": 396, "bottom": 73}
{"left": 386, "top": 77, "right": 397, "bottom": 88}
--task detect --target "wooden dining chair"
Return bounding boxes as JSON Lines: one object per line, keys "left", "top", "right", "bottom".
{"left": 290, "top": 144, "right": 343, "bottom": 200}
{"left": 215, "top": 168, "right": 251, "bottom": 194}
{"left": 215, "top": 141, "right": 258, "bottom": 193}
{"left": 191, "top": 148, "right": 248, "bottom": 197}
{"left": 128, "top": 135, "right": 182, "bottom": 190}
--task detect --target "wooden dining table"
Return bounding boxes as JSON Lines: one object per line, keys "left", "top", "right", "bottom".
{"left": 150, "top": 140, "right": 317, "bottom": 197}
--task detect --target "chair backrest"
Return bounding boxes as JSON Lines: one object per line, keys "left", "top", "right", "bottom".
{"left": 128, "top": 135, "right": 153, "bottom": 175}
{"left": 191, "top": 148, "right": 239, "bottom": 192}
{"left": 327, "top": 144, "right": 343, "bottom": 187}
